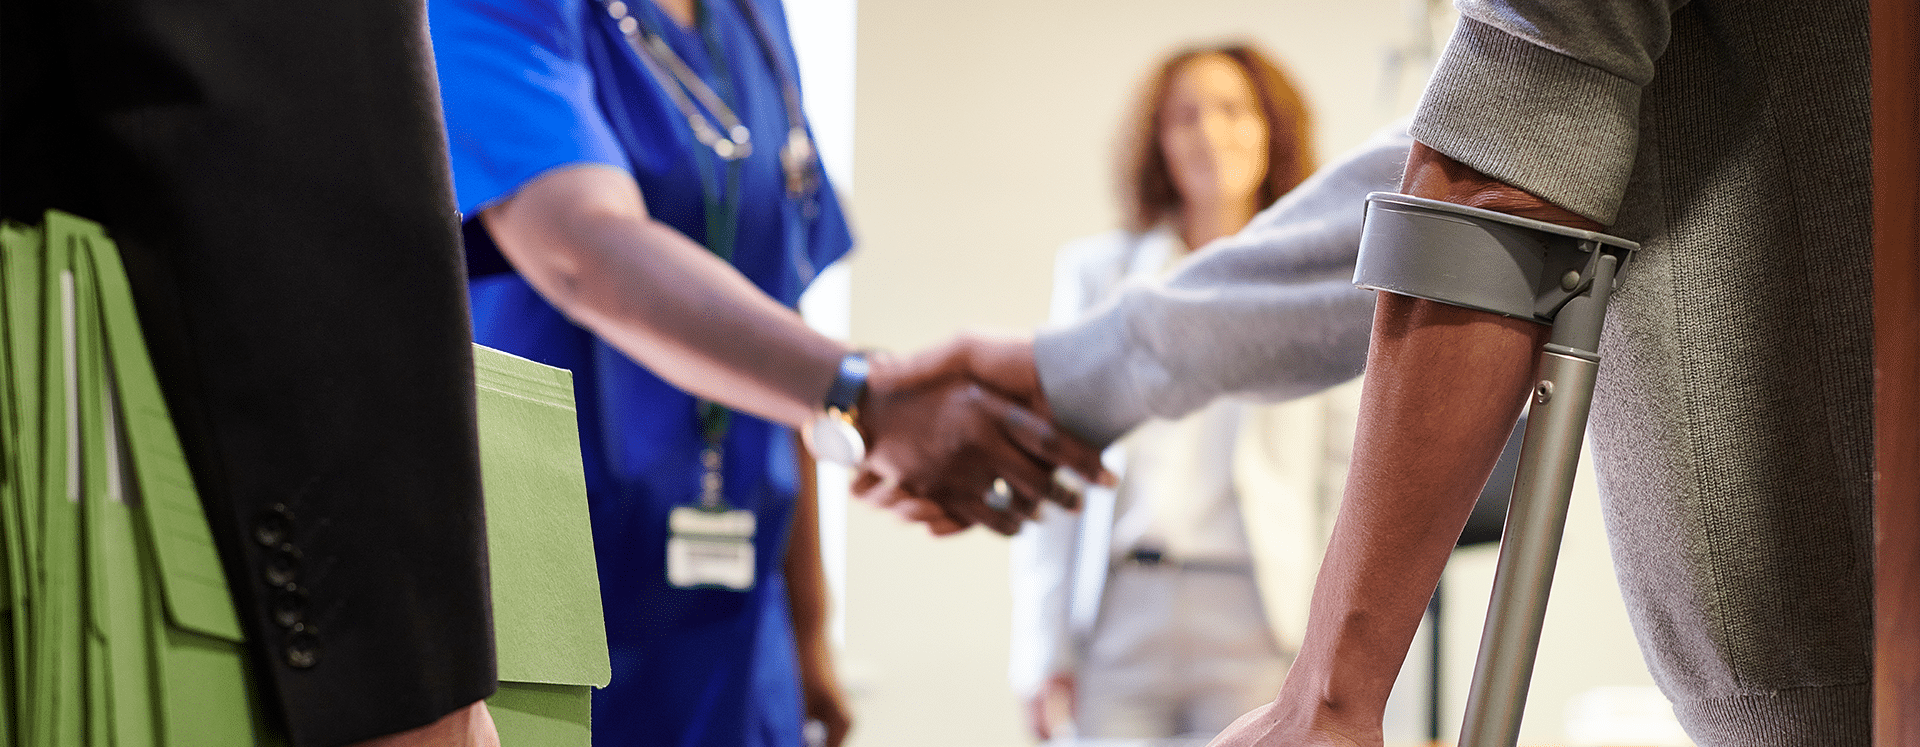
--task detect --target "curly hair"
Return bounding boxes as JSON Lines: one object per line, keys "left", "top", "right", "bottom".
{"left": 1118, "top": 43, "right": 1315, "bottom": 233}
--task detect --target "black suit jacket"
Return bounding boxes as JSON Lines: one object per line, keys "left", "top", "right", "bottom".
{"left": 1, "top": 0, "right": 497, "bottom": 745}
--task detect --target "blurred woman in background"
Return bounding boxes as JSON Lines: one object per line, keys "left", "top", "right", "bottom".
{"left": 1009, "top": 42, "right": 1328, "bottom": 743}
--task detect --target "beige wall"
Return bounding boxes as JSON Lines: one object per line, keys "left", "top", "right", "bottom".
{"left": 848, "top": 0, "right": 1444, "bottom": 352}
{"left": 832, "top": 1, "right": 1677, "bottom": 746}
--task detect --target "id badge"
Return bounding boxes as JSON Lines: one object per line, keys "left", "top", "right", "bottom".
{"left": 667, "top": 506, "right": 756, "bottom": 590}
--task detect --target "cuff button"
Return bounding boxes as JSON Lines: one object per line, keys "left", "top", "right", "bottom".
{"left": 272, "top": 586, "right": 310, "bottom": 629}
{"left": 284, "top": 625, "right": 321, "bottom": 669}
{"left": 264, "top": 543, "right": 302, "bottom": 588}
{"left": 254, "top": 504, "right": 296, "bottom": 547}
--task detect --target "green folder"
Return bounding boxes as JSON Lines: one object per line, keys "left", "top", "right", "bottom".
{"left": 79, "top": 216, "right": 264, "bottom": 747}
{"left": 473, "top": 345, "right": 611, "bottom": 747}
{"left": 0, "top": 212, "right": 265, "bottom": 746}
{"left": 0, "top": 219, "right": 45, "bottom": 746}
{"left": 2, "top": 214, "right": 609, "bottom": 745}
{"left": 39, "top": 215, "right": 85, "bottom": 747}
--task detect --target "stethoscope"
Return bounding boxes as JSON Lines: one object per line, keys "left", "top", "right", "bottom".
{"left": 601, "top": 0, "right": 819, "bottom": 201}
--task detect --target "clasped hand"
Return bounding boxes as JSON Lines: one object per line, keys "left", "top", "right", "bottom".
{"left": 851, "top": 334, "right": 1108, "bottom": 536}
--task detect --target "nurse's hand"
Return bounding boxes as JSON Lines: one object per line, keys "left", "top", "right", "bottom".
{"left": 849, "top": 470, "right": 971, "bottom": 536}
{"left": 853, "top": 353, "right": 1106, "bottom": 535}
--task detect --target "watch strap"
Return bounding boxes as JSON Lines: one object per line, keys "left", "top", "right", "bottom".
{"left": 823, "top": 353, "right": 869, "bottom": 413}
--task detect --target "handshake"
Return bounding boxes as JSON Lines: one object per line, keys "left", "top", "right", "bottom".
{"left": 844, "top": 333, "right": 1113, "bottom": 536}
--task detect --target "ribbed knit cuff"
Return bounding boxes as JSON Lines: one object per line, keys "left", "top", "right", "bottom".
{"left": 1671, "top": 682, "right": 1869, "bottom": 746}
{"left": 1033, "top": 309, "right": 1161, "bottom": 449}
{"left": 1411, "top": 18, "right": 1643, "bottom": 225}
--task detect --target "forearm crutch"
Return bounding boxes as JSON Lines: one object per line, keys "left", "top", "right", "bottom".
{"left": 1352, "top": 193, "right": 1640, "bottom": 747}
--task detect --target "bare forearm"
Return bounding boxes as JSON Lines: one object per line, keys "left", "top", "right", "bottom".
{"left": 546, "top": 213, "right": 842, "bottom": 427}
{"left": 1280, "top": 294, "right": 1544, "bottom": 722}
{"left": 483, "top": 165, "right": 845, "bottom": 429}
{"left": 1255, "top": 142, "right": 1590, "bottom": 735}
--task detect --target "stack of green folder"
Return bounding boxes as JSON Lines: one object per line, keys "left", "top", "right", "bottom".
{"left": 0, "top": 211, "right": 609, "bottom": 745}
{"left": 0, "top": 211, "right": 269, "bottom": 745}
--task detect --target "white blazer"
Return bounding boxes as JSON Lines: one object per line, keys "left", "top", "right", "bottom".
{"left": 1008, "top": 226, "right": 1361, "bottom": 695}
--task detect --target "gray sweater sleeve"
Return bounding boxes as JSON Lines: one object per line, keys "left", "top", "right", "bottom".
{"left": 1033, "top": 123, "right": 1413, "bottom": 447}
{"left": 1411, "top": 0, "right": 1686, "bottom": 225}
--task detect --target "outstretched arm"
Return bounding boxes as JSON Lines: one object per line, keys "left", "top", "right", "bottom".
{"left": 846, "top": 125, "right": 1412, "bottom": 529}
{"left": 482, "top": 166, "right": 1103, "bottom": 534}
{"left": 481, "top": 164, "right": 844, "bottom": 429}
{"left": 882, "top": 124, "right": 1412, "bottom": 453}
{"left": 1206, "top": 144, "right": 1603, "bottom": 747}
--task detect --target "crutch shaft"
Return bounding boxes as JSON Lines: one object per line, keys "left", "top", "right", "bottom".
{"left": 1456, "top": 251, "right": 1619, "bottom": 747}
{"left": 1457, "top": 350, "right": 1598, "bottom": 746}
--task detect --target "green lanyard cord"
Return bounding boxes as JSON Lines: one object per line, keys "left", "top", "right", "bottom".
{"left": 687, "top": 0, "right": 740, "bottom": 475}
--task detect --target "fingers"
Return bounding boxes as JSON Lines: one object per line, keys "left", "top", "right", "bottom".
{"left": 1048, "top": 466, "right": 1093, "bottom": 512}
{"left": 824, "top": 714, "right": 851, "bottom": 747}
{"left": 806, "top": 697, "right": 853, "bottom": 747}
{"left": 851, "top": 467, "right": 971, "bottom": 535}
{"left": 853, "top": 370, "right": 1095, "bottom": 537}
{"left": 964, "top": 388, "right": 1056, "bottom": 510}
{"left": 938, "top": 482, "right": 1025, "bottom": 536}
{"left": 908, "top": 499, "right": 969, "bottom": 536}
{"left": 986, "top": 477, "right": 1043, "bottom": 524}
{"left": 855, "top": 467, "right": 1015, "bottom": 537}
{"left": 1027, "top": 692, "right": 1053, "bottom": 741}
{"left": 973, "top": 387, "right": 1110, "bottom": 508}
{"left": 850, "top": 467, "right": 883, "bottom": 496}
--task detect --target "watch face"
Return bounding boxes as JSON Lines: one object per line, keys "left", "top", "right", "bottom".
{"left": 804, "top": 414, "right": 865, "bottom": 467}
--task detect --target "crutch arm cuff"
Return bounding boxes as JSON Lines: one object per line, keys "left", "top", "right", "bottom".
{"left": 1352, "top": 192, "right": 1638, "bottom": 324}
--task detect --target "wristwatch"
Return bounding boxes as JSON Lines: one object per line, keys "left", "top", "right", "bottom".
{"left": 802, "top": 352, "right": 868, "bottom": 466}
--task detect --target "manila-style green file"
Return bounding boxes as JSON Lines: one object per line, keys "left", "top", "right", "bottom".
{"left": 3, "top": 224, "right": 46, "bottom": 673}
{"left": 0, "top": 226, "right": 12, "bottom": 747}
{"left": 71, "top": 222, "right": 156, "bottom": 747}
{"left": 0, "top": 219, "right": 43, "bottom": 746}
{"left": 37, "top": 217, "right": 84, "bottom": 747}
{"left": 3, "top": 213, "right": 606, "bottom": 744}
{"left": 473, "top": 344, "right": 610, "bottom": 747}
{"left": 76, "top": 212, "right": 264, "bottom": 747}
{"left": 0, "top": 211, "right": 262, "bottom": 746}
{"left": 69, "top": 216, "right": 114, "bottom": 747}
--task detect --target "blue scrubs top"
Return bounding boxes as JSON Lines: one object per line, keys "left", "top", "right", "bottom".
{"left": 429, "top": 0, "right": 853, "bottom": 742}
